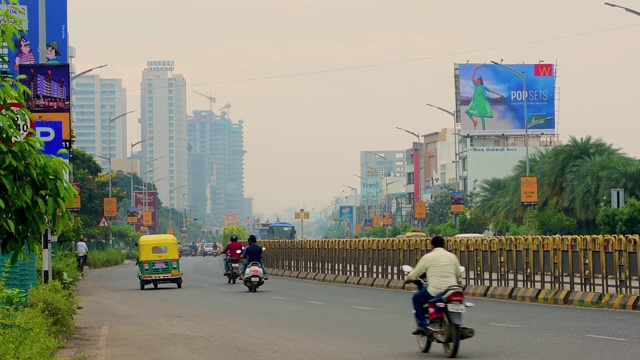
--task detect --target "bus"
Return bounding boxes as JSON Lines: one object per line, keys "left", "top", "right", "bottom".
{"left": 265, "top": 221, "right": 296, "bottom": 240}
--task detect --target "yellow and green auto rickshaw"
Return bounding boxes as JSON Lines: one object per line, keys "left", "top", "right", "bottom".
{"left": 136, "top": 234, "right": 183, "bottom": 290}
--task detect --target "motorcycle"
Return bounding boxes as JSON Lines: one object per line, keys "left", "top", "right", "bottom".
{"left": 225, "top": 250, "right": 242, "bottom": 284}
{"left": 242, "top": 248, "right": 266, "bottom": 292}
{"left": 191, "top": 249, "right": 197, "bottom": 257}
{"left": 212, "top": 249, "right": 219, "bottom": 257}
{"left": 402, "top": 265, "right": 475, "bottom": 358}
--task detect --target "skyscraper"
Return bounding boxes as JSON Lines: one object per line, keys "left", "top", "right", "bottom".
{"left": 140, "top": 61, "right": 188, "bottom": 210}
{"left": 71, "top": 74, "right": 128, "bottom": 170}
{"left": 187, "top": 109, "right": 245, "bottom": 226}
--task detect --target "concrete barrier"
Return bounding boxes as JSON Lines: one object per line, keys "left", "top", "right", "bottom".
{"left": 538, "top": 289, "right": 555, "bottom": 304}
{"left": 608, "top": 294, "right": 640, "bottom": 310}
{"left": 487, "top": 286, "right": 514, "bottom": 300}
{"left": 323, "top": 274, "right": 337, "bottom": 283}
{"left": 388, "top": 279, "right": 405, "bottom": 290}
{"left": 359, "top": 277, "right": 376, "bottom": 287}
{"left": 512, "top": 288, "right": 541, "bottom": 302}
{"left": 553, "top": 290, "right": 570, "bottom": 305}
{"left": 346, "top": 276, "right": 362, "bottom": 286}
{"left": 373, "top": 278, "right": 390, "bottom": 289}
{"left": 567, "top": 291, "right": 603, "bottom": 306}
{"left": 334, "top": 275, "right": 349, "bottom": 284}
{"left": 304, "top": 272, "right": 318, "bottom": 280}
{"left": 465, "top": 285, "right": 489, "bottom": 297}
{"left": 289, "top": 271, "right": 300, "bottom": 278}
{"left": 313, "top": 273, "right": 327, "bottom": 282}
{"left": 282, "top": 270, "right": 292, "bottom": 277}
{"left": 297, "top": 271, "right": 309, "bottom": 279}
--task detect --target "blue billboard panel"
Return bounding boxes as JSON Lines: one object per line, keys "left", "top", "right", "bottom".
{"left": 339, "top": 205, "right": 355, "bottom": 235}
{"left": 360, "top": 177, "right": 381, "bottom": 205}
{"left": 457, "top": 63, "right": 555, "bottom": 136}
{"left": 1, "top": 0, "right": 68, "bottom": 78}
{"left": 35, "top": 120, "right": 62, "bottom": 156}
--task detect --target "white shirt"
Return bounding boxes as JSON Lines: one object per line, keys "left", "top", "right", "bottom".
{"left": 76, "top": 241, "right": 88, "bottom": 256}
{"left": 408, "top": 247, "right": 461, "bottom": 296}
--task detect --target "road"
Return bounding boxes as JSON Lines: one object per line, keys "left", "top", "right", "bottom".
{"left": 58, "top": 255, "right": 640, "bottom": 360}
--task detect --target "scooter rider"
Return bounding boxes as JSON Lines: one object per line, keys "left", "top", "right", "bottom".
{"left": 221, "top": 234, "right": 243, "bottom": 275}
{"left": 405, "top": 236, "right": 462, "bottom": 335}
{"left": 189, "top": 242, "right": 198, "bottom": 255}
{"left": 240, "top": 235, "right": 268, "bottom": 280}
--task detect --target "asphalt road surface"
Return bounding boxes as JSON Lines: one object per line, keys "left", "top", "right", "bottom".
{"left": 58, "top": 256, "right": 640, "bottom": 360}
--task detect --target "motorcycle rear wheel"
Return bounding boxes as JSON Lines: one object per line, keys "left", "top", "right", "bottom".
{"left": 442, "top": 314, "right": 461, "bottom": 358}
{"left": 417, "top": 334, "right": 431, "bottom": 353}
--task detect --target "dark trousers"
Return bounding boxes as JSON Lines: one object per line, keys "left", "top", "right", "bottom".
{"left": 412, "top": 287, "right": 434, "bottom": 329}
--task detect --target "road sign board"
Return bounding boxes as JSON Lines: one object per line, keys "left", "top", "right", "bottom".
{"left": 99, "top": 216, "right": 110, "bottom": 227}
{"left": 104, "top": 197, "right": 117, "bottom": 218}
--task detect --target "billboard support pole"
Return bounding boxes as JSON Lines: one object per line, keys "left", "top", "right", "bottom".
{"left": 38, "top": 0, "right": 46, "bottom": 63}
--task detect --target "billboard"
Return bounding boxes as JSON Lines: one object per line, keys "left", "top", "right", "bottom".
{"left": 225, "top": 213, "right": 238, "bottom": 227}
{"left": 360, "top": 177, "right": 381, "bottom": 205}
{"left": 19, "top": 63, "right": 71, "bottom": 148}
{"left": 456, "top": 63, "right": 555, "bottom": 136}
{"left": 339, "top": 206, "right": 355, "bottom": 234}
{"left": 520, "top": 176, "right": 538, "bottom": 206}
{"left": 1, "top": 0, "right": 68, "bottom": 78}
{"left": 134, "top": 191, "right": 158, "bottom": 234}
{"left": 450, "top": 192, "right": 465, "bottom": 214}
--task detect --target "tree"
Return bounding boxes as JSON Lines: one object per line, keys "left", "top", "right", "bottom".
{"left": 459, "top": 211, "right": 489, "bottom": 234}
{"left": 426, "top": 186, "right": 455, "bottom": 227}
{"left": 221, "top": 226, "right": 249, "bottom": 246}
{"left": 0, "top": 3, "right": 75, "bottom": 259}
{"left": 536, "top": 209, "right": 577, "bottom": 235}
{"left": 596, "top": 197, "right": 640, "bottom": 235}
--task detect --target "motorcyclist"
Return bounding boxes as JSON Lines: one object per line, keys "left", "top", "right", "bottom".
{"left": 200, "top": 243, "right": 206, "bottom": 255}
{"left": 240, "top": 235, "right": 268, "bottom": 280}
{"left": 221, "top": 235, "right": 243, "bottom": 276}
{"left": 189, "top": 242, "right": 198, "bottom": 255}
{"left": 405, "top": 236, "right": 461, "bottom": 335}
{"left": 212, "top": 242, "right": 219, "bottom": 252}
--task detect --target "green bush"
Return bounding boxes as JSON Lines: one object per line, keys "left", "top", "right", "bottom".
{"left": 36, "top": 251, "right": 81, "bottom": 290}
{"left": 86, "top": 248, "right": 126, "bottom": 269}
{"left": 0, "top": 307, "right": 60, "bottom": 360}
{"left": 28, "top": 281, "right": 79, "bottom": 338}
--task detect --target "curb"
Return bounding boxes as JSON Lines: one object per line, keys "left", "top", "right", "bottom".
{"left": 334, "top": 275, "right": 349, "bottom": 284}
{"left": 323, "top": 274, "right": 337, "bottom": 283}
{"left": 567, "top": 291, "right": 603, "bottom": 306}
{"left": 373, "top": 278, "right": 390, "bottom": 289}
{"left": 346, "top": 276, "right": 362, "bottom": 286}
{"left": 608, "top": 294, "right": 640, "bottom": 310}
{"left": 388, "top": 279, "right": 405, "bottom": 290}
{"left": 297, "top": 271, "right": 309, "bottom": 279}
{"left": 359, "top": 277, "right": 376, "bottom": 287}
{"left": 465, "top": 285, "right": 489, "bottom": 297}
{"left": 512, "top": 288, "right": 540, "bottom": 302}
{"left": 487, "top": 286, "right": 514, "bottom": 300}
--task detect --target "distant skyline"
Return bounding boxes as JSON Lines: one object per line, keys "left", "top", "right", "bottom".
{"left": 68, "top": 0, "right": 640, "bottom": 217}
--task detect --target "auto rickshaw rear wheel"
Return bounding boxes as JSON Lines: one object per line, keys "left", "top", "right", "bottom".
{"left": 139, "top": 280, "right": 145, "bottom": 290}
{"left": 153, "top": 283, "right": 158, "bottom": 289}
{"left": 177, "top": 282, "right": 182, "bottom": 289}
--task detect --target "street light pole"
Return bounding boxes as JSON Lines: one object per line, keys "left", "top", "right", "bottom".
{"left": 425, "top": 102, "right": 459, "bottom": 191}
{"left": 130, "top": 137, "right": 150, "bottom": 206}
{"left": 395, "top": 127, "right": 422, "bottom": 219}
{"left": 106, "top": 110, "right": 135, "bottom": 198}
{"left": 365, "top": 151, "right": 389, "bottom": 212}
{"left": 604, "top": 2, "right": 640, "bottom": 16}
{"left": 70, "top": 64, "right": 108, "bottom": 81}
{"left": 490, "top": 61, "right": 529, "bottom": 176}
{"left": 169, "top": 186, "right": 183, "bottom": 230}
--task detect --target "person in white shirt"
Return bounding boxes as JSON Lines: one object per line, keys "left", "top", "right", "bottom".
{"left": 405, "top": 236, "right": 462, "bottom": 335}
{"left": 76, "top": 235, "right": 89, "bottom": 274}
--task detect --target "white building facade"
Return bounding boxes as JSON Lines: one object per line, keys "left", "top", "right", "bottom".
{"left": 140, "top": 61, "right": 188, "bottom": 209}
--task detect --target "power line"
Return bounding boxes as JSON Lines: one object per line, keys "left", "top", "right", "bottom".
{"left": 118, "top": 22, "right": 640, "bottom": 93}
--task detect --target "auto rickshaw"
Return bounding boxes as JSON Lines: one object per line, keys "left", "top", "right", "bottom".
{"left": 136, "top": 234, "right": 183, "bottom": 290}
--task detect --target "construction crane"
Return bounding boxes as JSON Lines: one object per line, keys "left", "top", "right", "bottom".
{"left": 220, "top": 102, "right": 231, "bottom": 116}
{"left": 192, "top": 90, "right": 216, "bottom": 111}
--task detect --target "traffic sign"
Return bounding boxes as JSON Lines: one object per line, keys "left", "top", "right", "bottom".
{"left": 104, "top": 197, "right": 117, "bottom": 218}
{"left": 3, "top": 103, "right": 34, "bottom": 142}
{"left": 99, "top": 216, "right": 110, "bottom": 227}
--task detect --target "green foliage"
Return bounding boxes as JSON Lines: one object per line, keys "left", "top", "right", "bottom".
{"left": 221, "top": 225, "right": 249, "bottom": 245}
{"left": 356, "top": 222, "right": 414, "bottom": 239}
{"left": 426, "top": 186, "right": 455, "bottom": 227}
{"left": 596, "top": 197, "right": 640, "bottom": 235}
{"left": 85, "top": 248, "right": 126, "bottom": 268}
{"left": 0, "top": 307, "right": 60, "bottom": 360}
{"left": 536, "top": 209, "right": 578, "bottom": 235}
{"left": 0, "top": 261, "right": 27, "bottom": 310}
{"left": 459, "top": 211, "right": 489, "bottom": 234}
{"left": 426, "top": 222, "right": 460, "bottom": 237}
{"left": 28, "top": 281, "right": 78, "bottom": 338}
{"left": 51, "top": 252, "right": 81, "bottom": 289}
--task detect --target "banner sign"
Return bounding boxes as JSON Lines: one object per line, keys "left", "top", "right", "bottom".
{"left": 520, "top": 176, "right": 538, "bottom": 206}
{"left": 360, "top": 177, "right": 381, "bottom": 205}
{"left": 450, "top": 192, "right": 465, "bottom": 214}
{"left": 224, "top": 213, "right": 237, "bottom": 227}
{"left": 134, "top": 191, "right": 157, "bottom": 234}
{"left": 415, "top": 201, "right": 427, "bottom": 219}
{"left": 339, "top": 206, "right": 355, "bottom": 234}
{"left": 457, "top": 63, "right": 555, "bottom": 136}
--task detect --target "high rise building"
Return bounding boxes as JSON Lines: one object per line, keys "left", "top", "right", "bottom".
{"left": 71, "top": 74, "right": 128, "bottom": 170}
{"left": 187, "top": 109, "right": 245, "bottom": 226}
{"left": 140, "top": 61, "right": 188, "bottom": 210}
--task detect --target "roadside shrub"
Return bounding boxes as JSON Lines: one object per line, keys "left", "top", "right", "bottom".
{"left": 86, "top": 248, "right": 126, "bottom": 268}
{"left": 36, "top": 251, "right": 81, "bottom": 289}
{"left": 0, "top": 307, "right": 59, "bottom": 360}
{"left": 28, "top": 281, "right": 79, "bottom": 338}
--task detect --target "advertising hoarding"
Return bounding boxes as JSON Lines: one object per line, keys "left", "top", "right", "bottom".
{"left": 520, "top": 176, "right": 538, "bottom": 206}
{"left": 415, "top": 201, "right": 427, "bottom": 219}
{"left": 225, "top": 213, "right": 238, "bottom": 227}
{"left": 19, "top": 63, "right": 71, "bottom": 148}
{"left": 456, "top": 63, "right": 555, "bottom": 136}
{"left": 360, "top": 177, "right": 381, "bottom": 205}
{"left": 339, "top": 206, "right": 355, "bottom": 234}
{"left": 1, "top": 0, "right": 68, "bottom": 77}
{"left": 134, "top": 191, "right": 157, "bottom": 234}
{"left": 450, "top": 192, "right": 465, "bottom": 214}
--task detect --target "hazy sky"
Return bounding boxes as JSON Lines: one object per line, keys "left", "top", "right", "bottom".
{"left": 68, "top": 0, "right": 640, "bottom": 218}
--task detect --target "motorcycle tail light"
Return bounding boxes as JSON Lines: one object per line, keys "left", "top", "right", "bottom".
{"left": 448, "top": 291, "right": 465, "bottom": 302}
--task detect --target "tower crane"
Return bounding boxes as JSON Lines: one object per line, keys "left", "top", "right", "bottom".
{"left": 192, "top": 90, "right": 216, "bottom": 111}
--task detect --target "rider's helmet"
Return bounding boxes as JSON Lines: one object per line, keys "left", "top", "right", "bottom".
{"left": 230, "top": 234, "right": 238, "bottom": 242}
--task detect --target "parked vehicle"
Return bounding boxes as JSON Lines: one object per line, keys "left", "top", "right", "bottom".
{"left": 402, "top": 265, "right": 475, "bottom": 358}
{"left": 136, "top": 234, "right": 183, "bottom": 290}
{"left": 201, "top": 243, "right": 214, "bottom": 256}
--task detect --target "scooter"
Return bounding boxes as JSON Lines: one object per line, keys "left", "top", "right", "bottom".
{"left": 402, "top": 265, "right": 475, "bottom": 358}
{"left": 191, "top": 249, "right": 197, "bottom": 257}
{"left": 242, "top": 262, "right": 265, "bottom": 292}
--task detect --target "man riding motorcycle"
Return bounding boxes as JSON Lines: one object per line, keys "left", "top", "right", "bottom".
{"left": 240, "top": 235, "right": 268, "bottom": 280}
{"left": 189, "top": 242, "right": 198, "bottom": 256}
{"left": 221, "top": 234, "right": 243, "bottom": 275}
{"left": 405, "top": 235, "right": 462, "bottom": 335}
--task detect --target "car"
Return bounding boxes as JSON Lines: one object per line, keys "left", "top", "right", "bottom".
{"left": 201, "top": 243, "right": 214, "bottom": 256}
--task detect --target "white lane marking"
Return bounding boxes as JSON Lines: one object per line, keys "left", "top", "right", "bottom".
{"left": 489, "top": 323, "right": 522, "bottom": 328}
{"left": 187, "top": 282, "right": 195, "bottom": 285}
{"left": 353, "top": 306, "right": 372, "bottom": 310}
{"left": 202, "top": 284, "right": 209, "bottom": 287}
{"left": 309, "top": 301, "right": 325, "bottom": 305}
{"left": 586, "top": 334, "right": 627, "bottom": 341}
{"left": 273, "top": 296, "right": 286, "bottom": 300}
{"left": 97, "top": 325, "right": 109, "bottom": 360}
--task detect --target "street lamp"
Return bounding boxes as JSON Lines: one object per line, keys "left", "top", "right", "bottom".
{"left": 130, "top": 137, "right": 151, "bottom": 205}
{"left": 342, "top": 185, "right": 358, "bottom": 207}
{"left": 426, "top": 102, "right": 459, "bottom": 191}
{"left": 70, "top": 64, "right": 108, "bottom": 81}
{"left": 105, "top": 110, "right": 136, "bottom": 198}
{"left": 366, "top": 151, "right": 389, "bottom": 211}
{"left": 490, "top": 61, "right": 530, "bottom": 176}
{"left": 169, "top": 186, "right": 183, "bottom": 229}
{"left": 604, "top": 2, "right": 640, "bottom": 16}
